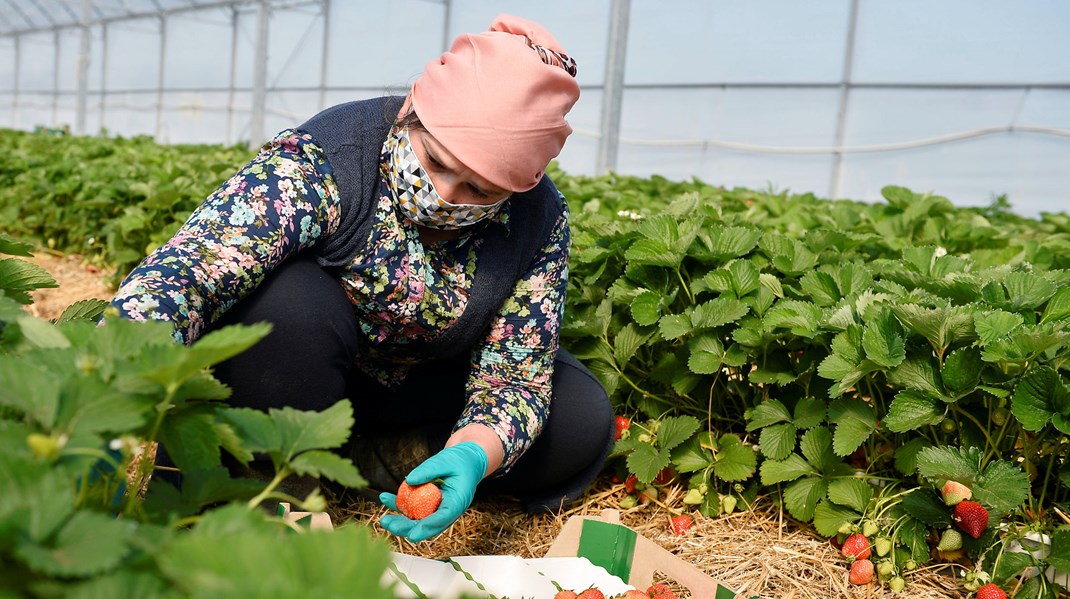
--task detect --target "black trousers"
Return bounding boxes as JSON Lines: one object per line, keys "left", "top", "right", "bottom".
{"left": 204, "top": 255, "right": 614, "bottom": 512}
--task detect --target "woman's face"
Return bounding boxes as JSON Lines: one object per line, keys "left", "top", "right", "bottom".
{"left": 407, "top": 128, "right": 511, "bottom": 206}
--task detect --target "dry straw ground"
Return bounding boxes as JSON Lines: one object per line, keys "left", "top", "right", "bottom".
{"left": 25, "top": 251, "right": 969, "bottom": 598}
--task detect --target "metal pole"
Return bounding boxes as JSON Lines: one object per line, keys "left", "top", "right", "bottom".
{"left": 155, "top": 15, "right": 166, "bottom": 139}
{"left": 11, "top": 34, "right": 19, "bottom": 128}
{"left": 249, "top": 0, "right": 270, "bottom": 147}
{"left": 829, "top": 0, "right": 860, "bottom": 199}
{"left": 52, "top": 29, "right": 60, "bottom": 126}
{"left": 99, "top": 23, "right": 107, "bottom": 133}
{"left": 596, "top": 0, "right": 630, "bottom": 176}
{"left": 318, "top": 0, "right": 330, "bottom": 111}
{"left": 75, "top": 0, "right": 93, "bottom": 134}
{"left": 226, "top": 5, "right": 239, "bottom": 144}
{"left": 441, "top": 0, "right": 451, "bottom": 52}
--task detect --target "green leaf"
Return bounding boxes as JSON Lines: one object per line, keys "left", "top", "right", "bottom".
{"left": 746, "top": 399, "right": 792, "bottom": 430}
{"left": 690, "top": 297, "right": 750, "bottom": 330}
{"left": 828, "top": 398, "right": 877, "bottom": 457}
{"left": 701, "top": 225, "right": 762, "bottom": 261}
{"left": 587, "top": 359, "right": 621, "bottom": 396}
{"left": 704, "top": 259, "right": 761, "bottom": 297}
{"left": 897, "top": 516, "right": 933, "bottom": 562}
{"left": 671, "top": 434, "right": 713, "bottom": 473}
{"left": 800, "top": 271, "right": 841, "bottom": 307}
{"left": 271, "top": 399, "right": 354, "bottom": 460}
{"left": 900, "top": 489, "right": 952, "bottom": 527}
{"left": 974, "top": 309, "right": 1024, "bottom": 345}
{"left": 759, "top": 453, "right": 815, "bottom": 485}
{"left": 1041, "top": 286, "right": 1070, "bottom": 324}
{"left": 1001, "top": 271, "right": 1057, "bottom": 311}
{"left": 861, "top": 308, "right": 906, "bottom": 368}
{"left": 658, "top": 314, "right": 692, "bottom": 340}
{"left": 758, "top": 423, "right": 797, "bottom": 461}
{"left": 888, "top": 358, "right": 945, "bottom": 398}
{"left": 66, "top": 571, "right": 169, "bottom": 599}
{"left": 627, "top": 442, "right": 669, "bottom": 485}
{"left": 0, "top": 356, "right": 61, "bottom": 427}
{"left": 827, "top": 478, "right": 873, "bottom": 513}
{"left": 813, "top": 500, "right": 861, "bottom": 537}
{"left": 56, "top": 299, "right": 109, "bottom": 324}
{"left": 15, "top": 316, "right": 71, "bottom": 349}
{"left": 0, "top": 258, "right": 57, "bottom": 304}
{"left": 290, "top": 450, "right": 367, "bottom": 488}
{"left": 159, "top": 409, "right": 222, "bottom": 471}
{"left": 630, "top": 290, "right": 663, "bottom": 326}
{"left": 687, "top": 334, "right": 724, "bottom": 374}
{"left": 0, "top": 234, "right": 36, "bottom": 256}
{"left": 761, "top": 234, "right": 818, "bottom": 277}
{"left": 894, "top": 438, "right": 931, "bottom": 476}
{"left": 711, "top": 434, "right": 757, "bottom": 482}
{"left": 613, "top": 323, "right": 650, "bottom": 367}
{"left": 219, "top": 407, "right": 282, "bottom": 455}
{"left": 1048, "top": 529, "right": 1070, "bottom": 573}
{"left": 972, "top": 460, "right": 1030, "bottom": 517}
{"left": 884, "top": 390, "right": 945, "bottom": 433}
{"left": 763, "top": 300, "right": 822, "bottom": 338}
{"left": 892, "top": 303, "right": 976, "bottom": 354}
{"left": 1011, "top": 366, "right": 1070, "bottom": 431}
{"left": 143, "top": 468, "right": 263, "bottom": 520}
{"left": 783, "top": 477, "right": 827, "bottom": 522}
{"left": 941, "top": 347, "right": 983, "bottom": 396}
{"left": 799, "top": 426, "right": 838, "bottom": 472}
{"left": 15, "top": 511, "right": 130, "bottom": 577}
{"left": 657, "top": 416, "right": 701, "bottom": 452}
{"left": 793, "top": 398, "right": 827, "bottom": 430}
{"left": 625, "top": 239, "right": 679, "bottom": 267}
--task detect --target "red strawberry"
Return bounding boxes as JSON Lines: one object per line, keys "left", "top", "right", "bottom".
{"left": 941, "top": 480, "right": 973, "bottom": 506}
{"left": 620, "top": 591, "right": 651, "bottom": 599}
{"left": 952, "top": 500, "right": 989, "bottom": 539}
{"left": 841, "top": 534, "right": 871, "bottom": 560}
{"left": 654, "top": 466, "right": 677, "bottom": 485}
{"left": 577, "top": 589, "right": 605, "bottom": 599}
{"left": 554, "top": 592, "right": 578, "bottom": 599}
{"left": 848, "top": 558, "right": 874, "bottom": 585}
{"left": 647, "top": 583, "right": 678, "bottom": 599}
{"left": 396, "top": 481, "right": 442, "bottom": 520}
{"left": 614, "top": 416, "right": 631, "bottom": 440}
{"left": 976, "top": 583, "right": 1007, "bottom": 599}
{"left": 669, "top": 514, "right": 693, "bottom": 535}
{"left": 624, "top": 474, "right": 638, "bottom": 494}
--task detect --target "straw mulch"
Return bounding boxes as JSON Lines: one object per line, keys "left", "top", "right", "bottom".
{"left": 330, "top": 476, "right": 966, "bottom": 599}
{"left": 23, "top": 251, "right": 968, "bottom": 598}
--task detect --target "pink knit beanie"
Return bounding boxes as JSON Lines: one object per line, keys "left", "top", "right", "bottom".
{"left": 410, "top": 14, "right": 580, "bottom": 192}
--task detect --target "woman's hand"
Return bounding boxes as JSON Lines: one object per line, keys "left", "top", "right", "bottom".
{"left": 379, "top": 441, "right": 489, "bottom": 542}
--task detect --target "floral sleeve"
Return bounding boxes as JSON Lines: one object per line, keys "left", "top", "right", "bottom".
{"left": 109, "top": 131, "right": 341, "bottom": 344}
{"left": 456, "top": 201, "right": 570, "bottom": 473}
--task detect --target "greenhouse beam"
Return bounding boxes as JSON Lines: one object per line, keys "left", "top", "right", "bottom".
{"left": 597, "top": 0, "right": 630, "bottom": 176}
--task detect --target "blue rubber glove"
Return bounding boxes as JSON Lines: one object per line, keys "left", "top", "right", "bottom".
{"left": 379, "top": 441, "right": 488, "bottom": 542}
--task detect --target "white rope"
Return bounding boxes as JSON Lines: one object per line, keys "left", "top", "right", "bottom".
{"left": 573, "top": 125, "right": 1070, "bottom": 154}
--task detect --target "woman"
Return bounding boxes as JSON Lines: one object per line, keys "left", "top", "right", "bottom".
{"left": 110, "top": 14, "right": 613, "bottom": 543}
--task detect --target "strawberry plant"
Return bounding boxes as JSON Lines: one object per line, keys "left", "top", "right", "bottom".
{"left": 0, "top": 237, "right": 398, "bottom": 597}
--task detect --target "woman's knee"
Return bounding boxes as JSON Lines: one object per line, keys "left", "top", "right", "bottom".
{"left": 548, "top": 349, "right": 614, "bottom": 458}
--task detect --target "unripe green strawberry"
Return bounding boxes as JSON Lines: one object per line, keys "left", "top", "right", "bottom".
{"left": 877, "top": 560, "right": 894, "bottom": 578}
{"left": 940, "top": 480, "right": 972, "bottom": 506}
{"left": 903, "top": 560, "right": 917, "bottom": 572}
{"left": 889, "top": 576, "right": 906, "bottom": 593}
{"left": 838, "top": 521, "right": 855, "bottom": 535}
{"left": 937, "top": 528, "right": 963, "bottom": 551}
{"left": 619, "top": 494, "right": 638, "bottom": 509}
{"left": 874, "top": 537, "right": 892, "bottom": 557}
{"left": 721, "top": 494, "right": 738, "bottom": 514}
{"left": 862, "top": 520, "right": 880, "bottom": 538}
{"left": 682, "top": 488, "right": 704, "bottom": 505}
{"left": 26, "top": 433, "right": 61, "bottom": 460}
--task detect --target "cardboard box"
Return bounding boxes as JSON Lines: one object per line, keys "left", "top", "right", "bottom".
{"left": 545, "top": 509, "right": 750, "bottom": 599}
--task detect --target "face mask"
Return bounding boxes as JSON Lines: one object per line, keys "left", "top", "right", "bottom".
{"left": 385, "top": 128, "right": 509, "bottom": 230}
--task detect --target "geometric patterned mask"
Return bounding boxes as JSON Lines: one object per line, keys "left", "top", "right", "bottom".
{"left": 384, "top": 127, "right": 509, "bottom": 230}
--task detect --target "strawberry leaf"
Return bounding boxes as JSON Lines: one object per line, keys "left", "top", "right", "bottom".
{"left": 1048, "top": 529, "right": 1070, "bottom": 573}
{"left": 658, "top": 314, "right": 692, "bottom": 340}
{"left": 891, "top": 303, "right": 976, "bottom": 355}
{"left": 894, "top": 438, "right": 931, "bottom": 476}
{"left": 687, "top": 334, "right": 724, "bottom": 374}
{"left": 861, "top": 308, "right": 906, "bottom": 368}
{"left": 783, "top": 477, "right": 827, "bottom": 522}
{"left": 1001, "top": 271, "right": 1058, "bottom": 311}
{"left": 671, "top": 434, "right": 713, "bottom": 473}
{"left": 699, "top": 225, "right": 762, "bottom": 261}
{"left": 690, "top": 297, "right": 750, "bottom": 330}
{"left": 972, "top": 459, "right": 1030, "bottom": 517}
{"left": 159, "top": 409, "right": 223, "bottom": 472}
{"left": 0, "top": 258, "right": 57, "bottom": 304}
{"left": 828, "top": 398, "right": 877, "bottom": 457}
{"left": 758, "top": 422, "right": 797, "bottom": 461}
{"left": 271, "top": 399, "right": 354, "bottom": 460}
{"left": 941, "top": 347, "right": 983, "bottom": 396}
{"left": 56, "top": 299, "right": 108, "bottom": 324}
{"left": 15, "top": 511, "right": 131, "bottom": 577}
{"left": 745, "top": 399, "right": 792, "bottom": 430}
{"left": 290, "top": 450, "right": 366, "bottom": 488}
{"left": 763, "top": 300, "right": 821, "bottom": 338}
{"left": 800, "top": 271, "right": 840, "bottom": 307}
{"left": 884, "top": 389, "right": 945, "bottom": 433}
{"left": 613, "top": 323, "right": 651, "bottom": 368}
{"left": 900, "top": 489, "right": 952, "bottom": 528}
{"left": 793, "top": 398, "right": 827, "bottom": 430}
{"left": 973, "top": 309, "right": 1024, "bottom": 345}
{"left": 1041, "top": 287, "right": 1070, "bottom": 324}
{"left": 657, "top": 416, "right": 701, "bottom": 452}
{"left": 627, "top": 442, "right": 668, "bottom": 484}
{"left": 630, "top": 290, "right": 663, "bottom": 326}
{"left": 888, "top": 357, "right": 945, "bottom": 399}
{"left": 711, "top": 434, "right": 756, "bottom": 482}
{"left": 759, "top": 454, "right": 814, "bottom": 485}
{"left": 813, "top": 499, "right": 860, "bottom": 537}
{"left": 827, "top": 478, "right": 872, "bottom": 513}
{"left": 1011, "top": 366, "right": 1070, "bottom": 431}
{"left": 218, "top": 407, "right": 282, "bottom": 455}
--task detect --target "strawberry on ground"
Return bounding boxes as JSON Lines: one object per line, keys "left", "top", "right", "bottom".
{"left": 624, "top": 474, "right": 638, "bottom": 494}
{"left": 841, "top": 534, "right": 871, "bottom": 560}
{"left": 976, "top": 583, "right": 1007, "bottom": 599}
{"left": 648, "top": 583, "right": 678, "bottom": 599}
{"left": 554, "top": 592, "right": 578, "bottom": 599}
{"left": 669, "top": 514, "right": 693, "bottom": 536}
{"left": 395, "top": 481, "right": 442, "bottom": 520}
{"left": 619, "top": 591, "right": 650, "bottom": 598}
{"left": 849, "top": 559, "right": 874, "bottom": 585}
{"left": 614, "top": 416, "right": 631, "bottom": 440}
{"left": 577, "top": 589, "right": 606, "bottom": 599}
{"left": 952, "top": 500, "right": 989, "bottom": 539}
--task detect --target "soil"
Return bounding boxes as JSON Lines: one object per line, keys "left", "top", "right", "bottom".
{"left": 18, "top": 249, "right": 969, "bottom": 598}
